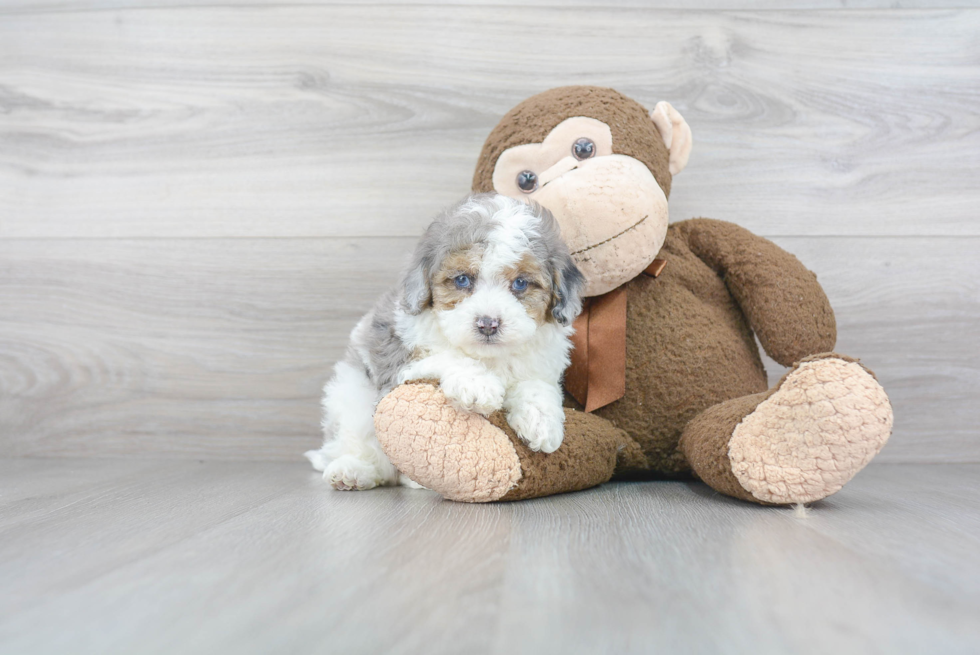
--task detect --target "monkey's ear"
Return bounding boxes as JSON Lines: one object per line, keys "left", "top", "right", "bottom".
{"left": 550, "top": 254, "right": 585, "bottom": 326}
{"left": 650, "top": 101, "right": 693, "bottom": 176}
{"left": 402, "top": 253, "right": 433, "bottom": 315}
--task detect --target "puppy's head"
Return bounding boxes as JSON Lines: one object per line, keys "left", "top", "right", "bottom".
{"left": 403, "top": 193, "right": 584, "bottom": 356}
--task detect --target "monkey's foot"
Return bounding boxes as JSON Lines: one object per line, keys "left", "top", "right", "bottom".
{"left": 375, "top": 383, "right": 522, "bottom": 502}
{"left": 728, "top": 354, "right": 893, "bottom": 504}
{"left": 374, "top": 382, "right": 628, "bottom": 502}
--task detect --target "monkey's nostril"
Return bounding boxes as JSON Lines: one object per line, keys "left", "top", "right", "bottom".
{"left": 476, "top": 316, "right": 500, "bottom": 337}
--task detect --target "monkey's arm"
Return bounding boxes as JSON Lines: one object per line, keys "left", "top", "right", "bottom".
{"left": 676, "top": 218, "right": 836, "bottom": 366}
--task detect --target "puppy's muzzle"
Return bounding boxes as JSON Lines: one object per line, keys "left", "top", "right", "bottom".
{"left": 476, "top": 316, "right": 501, "bottom": 337}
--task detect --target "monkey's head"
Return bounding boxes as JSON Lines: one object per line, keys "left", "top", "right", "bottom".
{"left": 472, "top": 86, "right": 691, "bottom": 297}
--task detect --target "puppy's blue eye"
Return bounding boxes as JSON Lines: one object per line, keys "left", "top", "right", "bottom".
{"left": 511, "top": 278, "right": 528, "bottom": 292}
{"left": 454, "top": 275, "right": 471, "bottom": 289}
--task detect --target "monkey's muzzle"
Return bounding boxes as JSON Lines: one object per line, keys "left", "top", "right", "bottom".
{"left": 533, "top": 155, "right": 669, "bottom": 297}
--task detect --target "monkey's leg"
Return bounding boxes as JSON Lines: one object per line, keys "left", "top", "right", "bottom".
{"left": 679, "top": 353, "right": 893, "bottom": 505}
{"left": 374, "top": 382, "right": 638, "bottom": 502}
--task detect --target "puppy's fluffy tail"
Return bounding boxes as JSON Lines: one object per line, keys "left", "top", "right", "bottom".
{"left": 305, "top": 448, "right": 330, "bottom": 472}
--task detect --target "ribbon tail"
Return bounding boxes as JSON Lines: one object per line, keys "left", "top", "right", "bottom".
{"left": 584, "top": 286, "right": 627, "bottom": 412}
{"left": 565, "top": 300, "right": 591, "bottom": 408}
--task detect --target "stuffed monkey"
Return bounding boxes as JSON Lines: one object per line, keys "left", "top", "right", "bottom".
{"left": 375, "top": 86, "right": 893, "bottom": 505}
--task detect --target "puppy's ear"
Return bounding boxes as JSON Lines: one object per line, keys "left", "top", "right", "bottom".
{"left": 402, "top": 252, "right": 433, "bottom": 315}
{"left": 550, "top": 254, "right": 585, "bottom": 326}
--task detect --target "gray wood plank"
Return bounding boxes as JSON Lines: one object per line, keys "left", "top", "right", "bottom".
{"left": 0, "top": 459, "right": 978, "bottom": 654}
{"left": 0, "top": 457, "right": 161, "bottom": 528}
{"left": 3, "top": 1, "right": 979, "bottom": 13}
{"left": 0, "top": 237, "right": 405, "bottom": 459}
{"left": 1, "top": 8, "right": 977, "bottom": 239}
{"left": 0, "top": 459, "right": 302, "bottom": 615}
{"left": 1, "top": 235, "right": 976, "bottom": 462}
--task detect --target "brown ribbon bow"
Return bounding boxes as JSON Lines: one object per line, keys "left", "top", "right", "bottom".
{"left": 565, "top": 258, "right": 666, "bottom": 412}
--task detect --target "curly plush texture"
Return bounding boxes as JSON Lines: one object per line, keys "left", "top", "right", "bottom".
{"left": 727, "top": 354, "right": 893, "bottom": 504}
{"left": 374, "top": 382, "right": 523, "bottom": 502}
{"left": 375, "top": 382, "right": 631, "bottom": 502}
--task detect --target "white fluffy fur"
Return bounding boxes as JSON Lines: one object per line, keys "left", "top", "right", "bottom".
{"left": 306, "top": 195, "right": 577, "bottom": 491}
{"left": 307, "top": 359, "right": 398, "bottom": 490}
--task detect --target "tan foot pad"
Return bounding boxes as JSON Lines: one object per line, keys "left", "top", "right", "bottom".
{"left": 374, "top": 383, "right": 522, "bottom": 502}
{"left": 729, "top": 357, "right": 893, "bottom": 504}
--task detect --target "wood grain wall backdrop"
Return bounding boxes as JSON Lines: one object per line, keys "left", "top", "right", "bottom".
{"left": 3, "top": 1, "right": 980, "bottom": 13}
{"left": 1, "top": 5, "right": 978, "bottom": 461}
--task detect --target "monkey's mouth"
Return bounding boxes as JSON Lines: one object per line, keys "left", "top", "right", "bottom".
{"left": 569, "top": 215, "right": 649, "bottom": 257}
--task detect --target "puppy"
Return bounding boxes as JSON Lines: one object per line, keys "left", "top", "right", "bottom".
{"left": 305, "top": 193, "right": 585, "bottom": 490}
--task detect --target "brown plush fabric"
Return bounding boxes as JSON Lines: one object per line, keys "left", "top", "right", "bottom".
{"left": 677, "top": 220, "right": 837, "bottom": 366}
{"left": 556, "top": 218, "right": 841, "bottom": 484}
{"left": 587, "top": 220, "right": 772, "bottom": 473}
{"left": 472, "top": 86, "right": 673, "bottom": 199}
{"left": 493, "top": 409, "right": 630, "bottom": 501}
{"left": 679, "top": 391, "right": 774, "bottom": 504}
{"left": 567, "top": 218, "right": 837, "bottom": 475}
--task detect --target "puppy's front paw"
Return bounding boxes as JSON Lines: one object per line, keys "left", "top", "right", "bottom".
{"left": 324, "top": 454, "right": 385, "bottom": 491}
{"left": 507, "top": 401, "right": 565, "bottom": 453}
{"left": 440, "top": 372, "right": 506, "bottom": 416}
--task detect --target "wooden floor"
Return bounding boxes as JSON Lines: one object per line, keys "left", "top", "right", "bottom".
{"left": 1, "top": 459, "right": 978, "bottom": 654}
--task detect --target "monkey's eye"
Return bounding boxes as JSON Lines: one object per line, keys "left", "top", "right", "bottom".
{"left": 454, "top": 274, "right": 472, "bottom": 290}
{"left": 511, "top": 278, "right": 528, "bottom": 292}
{"left": 572, "top": 137, "right": 596, "bottom": 161}
{"left": 516, "top": 170, "right": 538, "bottom": 193}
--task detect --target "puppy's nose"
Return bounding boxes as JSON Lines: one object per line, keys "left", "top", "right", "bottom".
{"left": 476, "top": 316, "right": 500, "bottom": 337}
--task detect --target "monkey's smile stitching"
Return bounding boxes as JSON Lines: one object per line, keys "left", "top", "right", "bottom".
{"left": 569, "top": 215, "right": 649, "bottom": 256}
